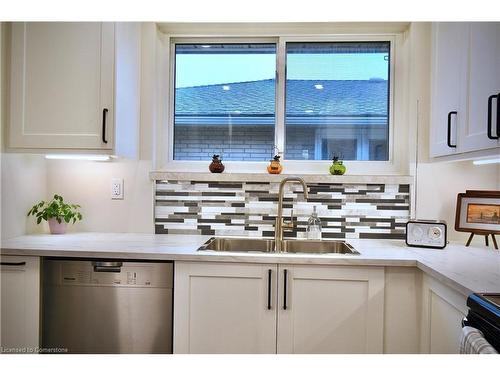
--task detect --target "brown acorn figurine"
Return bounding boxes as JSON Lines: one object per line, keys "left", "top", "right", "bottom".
{"left": 267, "top": 154, "right": 283, "bottom": 174}
{"left": 209, "top": 154, "right": 225, "bottom": 173}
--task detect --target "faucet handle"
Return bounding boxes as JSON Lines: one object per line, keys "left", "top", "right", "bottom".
{"left": 290, "top": 209, "right": 296, "bottom": 228}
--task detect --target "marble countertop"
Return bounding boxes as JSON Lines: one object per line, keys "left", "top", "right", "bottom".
{"left": 2, "top": 233, "right": 499, "bottom": 296}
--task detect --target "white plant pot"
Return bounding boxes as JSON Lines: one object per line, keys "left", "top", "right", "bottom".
{"left": 48, "top": 218, "right": 67, "bottom": 235}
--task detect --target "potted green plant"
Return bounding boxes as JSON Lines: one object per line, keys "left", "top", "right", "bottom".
{"left": 27, "top": 194, "right": 83, "bottom": 234}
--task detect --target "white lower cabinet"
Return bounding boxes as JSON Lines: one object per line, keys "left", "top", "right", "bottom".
{"left": 420, "top": 274, "right": 468, "bottom": 354}
{"left": 173, "top": 262, "right": 277, "bottom": 354}
{"left": 383, "top": 267, "right": 421, "bottom": 353}
{"left": 0, "top": 256, "right": 40, "bottom": 353}
{"left": 277, "top": 264, "right": 385, "bottom": 353}
{"left": 173, "top": 261, "right": 385, "bottom": 354}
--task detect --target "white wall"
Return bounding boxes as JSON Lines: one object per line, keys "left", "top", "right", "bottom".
{"left": 44, "top": 159, "right": 154, "bottom": 233}
{"left": 409, "top": 23, "right": 500, "bottom": 242}
{"left": 1, "top": 154, "right": 47, "bottom": 239}
{"left": 416, "top": 162, "right": 499, "bottom": 241}
{"left": 1, "top": 156, "right": 155, "bottom": 238}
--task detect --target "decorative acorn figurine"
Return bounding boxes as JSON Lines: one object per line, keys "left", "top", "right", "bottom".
{"left": 209, "top": 154, "right": 225, "bottom": 173}
{"left": 267, "top": 154, "right": 283, "bottom": 174}
{"left": 329, "top": 154, "right": 346, "bottom": 175}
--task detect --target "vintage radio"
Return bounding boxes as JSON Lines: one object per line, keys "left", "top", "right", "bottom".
{"left": 406, "top": 220, "right": 447, "bottom": 249}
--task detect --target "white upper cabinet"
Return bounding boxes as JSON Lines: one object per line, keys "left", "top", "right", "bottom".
{"left": 430, "top": 23, "right": 468, "bottom": 157}
{"left": 460, "top": 23, "right": 500, "bottom": 152}
{"left": 7, "top": 22, "right": 142, "bottom": 156}
{"left": 430, "top": 22, "right": 500, "bottom": 158}
{"left": 9, "top": 23, "right": 115, "bottom": 150}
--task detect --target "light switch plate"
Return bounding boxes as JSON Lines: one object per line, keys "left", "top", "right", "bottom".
{"left": 111, "top": 178, "right": 124, "bottom": 200}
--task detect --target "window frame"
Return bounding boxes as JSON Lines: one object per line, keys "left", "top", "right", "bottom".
{"left": 169, "top": 37, "right": 280, "bottom": 163}
{"left": 163, "top": 34, "right": 403, "bottom": 174}
{"left": 281, "top": 37, "right": 394, "bottom": 162}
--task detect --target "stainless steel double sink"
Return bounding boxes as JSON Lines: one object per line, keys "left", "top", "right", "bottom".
{"left": 197, "top": 237, "right": 359, "bottom": 255}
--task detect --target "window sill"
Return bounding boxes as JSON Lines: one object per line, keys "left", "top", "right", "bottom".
{"left": 150, "top": 171, "right": 413, "bottom": 185}
{"left": 154, "top": 158, "right": 409, "bottom": 176}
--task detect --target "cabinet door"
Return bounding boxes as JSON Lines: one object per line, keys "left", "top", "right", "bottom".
{"left": 460, "top": 22, "right": 500, "bottom": 152}
{"left": 0, "top": 256, "right": 40, "bottom": 352}
{"left": 277, "top": 265, "right": 384, "bottom": 354}
{"left": 9, "top": 22, "right": 114, "bottom": 150}
{"left": 173, "top": 262, "right": 277, "bottom": 354}
{"left": 420, "top": 274, "right": 467, "bottom": 354}
{"left": 430, "top": 23, "right": 468, "bottom": 157}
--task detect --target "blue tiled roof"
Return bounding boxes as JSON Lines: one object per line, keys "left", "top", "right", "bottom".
{"left": 175, "top": 79, "right": 388, "bottom": 117}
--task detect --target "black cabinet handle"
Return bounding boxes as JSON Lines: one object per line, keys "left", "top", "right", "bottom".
{"left": 447, "top": 111, "right": 457, "bottom": 148}
{"left": 102, "top": 108, "right": 108, "bottom": 144}
{"left": 1, "top": 262, "right": 26, "bottom": 266}
{"left": 267, "top": 269, "right": 272, "bottom": 310}
{"left": 283, "top": 269, "right": 288, "bottom": 310}
{"left": 496, "top": 93, "right": 500, "bottom": 139}
{"left": 487, "top": 94, "right": 499, "bottom": 140}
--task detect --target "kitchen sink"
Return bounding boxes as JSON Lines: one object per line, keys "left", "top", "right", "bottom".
{"left": 281, "top": 239, "right": 359, "bottom": 255}
{"left": 197, "top": 237, "right": 275, "bottom": 252}
{"left": 197, "top": 237, "right": 359, "bottom": 255}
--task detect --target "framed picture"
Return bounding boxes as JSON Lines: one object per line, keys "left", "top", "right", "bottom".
{"left": 455, "top": 190, "right": 500, "bottom": 233}
{"left": 455, "top": 190, "right": 500, "bottom": 250}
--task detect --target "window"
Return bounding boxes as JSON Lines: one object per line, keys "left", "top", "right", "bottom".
{"left": 173, "top": 43, "right": 276, "bottom": 161}
{"left": 170, "top": 39, "right": 392, "bottom": 163}
{"left": 285, "top": 42, "right": 390, "bottom": 161}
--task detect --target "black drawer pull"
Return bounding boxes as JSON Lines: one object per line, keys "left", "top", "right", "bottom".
{"left": 1, "top": 261, "right": 26, "bottom": 266}
{"left": 447, "top": 111, "right": 457, "bottom": 147}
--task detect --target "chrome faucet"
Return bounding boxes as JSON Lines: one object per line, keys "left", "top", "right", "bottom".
{"left": 275, "top": 177, "right": 309, "bottom": 252}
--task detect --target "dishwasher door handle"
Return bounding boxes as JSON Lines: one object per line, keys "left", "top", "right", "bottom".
{"left": 92, "top": 261, "right": 123, "bottom": 272}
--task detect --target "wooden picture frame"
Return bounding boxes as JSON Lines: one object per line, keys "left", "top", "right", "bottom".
{"left": 455, "top": 190, "right": 500, "bottom": 249}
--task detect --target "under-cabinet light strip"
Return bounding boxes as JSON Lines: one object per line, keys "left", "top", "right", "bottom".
{"left": 472, "top": 158, "right": 500, "bottom": 165}
{"left": 45, "top": 154, "right": 111, "bottom": 161}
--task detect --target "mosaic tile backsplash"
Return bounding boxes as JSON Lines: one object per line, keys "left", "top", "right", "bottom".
{"left": 154, "top": 179, "right": 411, "bottom": 240}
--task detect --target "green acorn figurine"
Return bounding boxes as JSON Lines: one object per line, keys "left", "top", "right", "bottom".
{"left": 329, "top": 154, "right": 346, "bottom": 175}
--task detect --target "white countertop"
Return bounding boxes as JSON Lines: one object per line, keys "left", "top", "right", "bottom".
{"left": 2, "top": 232, "right": 499, "bottom": 296}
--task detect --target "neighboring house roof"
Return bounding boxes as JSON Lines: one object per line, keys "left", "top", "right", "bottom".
{"left": 175, "top": 79, "right": 388, "bottom": 119}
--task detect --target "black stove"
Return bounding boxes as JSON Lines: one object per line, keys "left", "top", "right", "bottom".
{"left": 464, "top": 293, "right": 500, "bottom": 351}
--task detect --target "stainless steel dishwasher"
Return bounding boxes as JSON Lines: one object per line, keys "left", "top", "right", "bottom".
{"left": 42, "top": 258, "right": 173, "bottom": 354}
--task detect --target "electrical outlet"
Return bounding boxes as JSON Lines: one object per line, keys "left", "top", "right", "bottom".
{"left": 111, "top": 178, "right": 124, "bottom": 200}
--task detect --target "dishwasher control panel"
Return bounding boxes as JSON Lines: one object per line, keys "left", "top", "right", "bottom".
{"left": 44, "top": 259, "right": 173, "bottom": 288}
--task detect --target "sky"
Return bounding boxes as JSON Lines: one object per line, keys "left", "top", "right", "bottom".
{"left": 175, "top": 53, "right": 389, "bottom": 88}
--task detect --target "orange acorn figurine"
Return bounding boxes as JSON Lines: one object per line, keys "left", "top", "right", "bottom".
{"left": 267, "top": 154, "right": 283, "bottom": 174}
